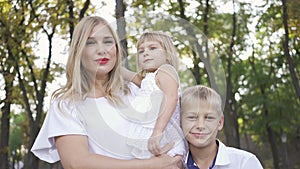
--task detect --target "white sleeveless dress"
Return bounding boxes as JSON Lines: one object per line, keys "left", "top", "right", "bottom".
{"left": 124, "top": 69, "right": 186, "bottom": 159}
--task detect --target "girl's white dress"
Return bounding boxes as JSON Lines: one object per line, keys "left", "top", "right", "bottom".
{"left": 123, "top": 69, "right": 186, "bottom": 159}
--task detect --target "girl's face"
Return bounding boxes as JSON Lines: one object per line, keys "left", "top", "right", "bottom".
{"left": 181, "top": 100, "right": 224, "bottom": 149}
{"left": 137, "top": 40, "right": 168, "bottom": 72}
{"left": 82, "top": 23, "right": 117, "bottom": 79}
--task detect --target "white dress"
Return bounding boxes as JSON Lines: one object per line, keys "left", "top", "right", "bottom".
{"left": 124, "top": 68, "right": 186, "bottom": 159}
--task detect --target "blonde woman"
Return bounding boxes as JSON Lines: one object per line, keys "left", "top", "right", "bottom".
{"left": 31, "top": 16, "right": 182, "bottom": 169}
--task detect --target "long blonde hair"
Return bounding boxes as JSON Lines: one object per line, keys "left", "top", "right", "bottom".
{"left": 52, "top": 16, "right": 127, "bottom": 105}
{"left": 136, "top": 31, "right": 179, "bottom": 73}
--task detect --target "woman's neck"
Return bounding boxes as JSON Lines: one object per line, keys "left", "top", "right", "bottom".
{"left": 88, "top": 77, "right": 108, "bottom": 98}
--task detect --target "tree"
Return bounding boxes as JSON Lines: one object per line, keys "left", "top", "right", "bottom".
{"left": 223, "top": 0, "right": 240, "bottom": 147}
{"left": 0, "top": 2, "right": 29, "bottom": 168}
{"left": 281, "top": 0, "right": 300, "bottom": 100}
{"left": 115, "top": 0, "right": 129, "bottom": 67}
{"left": 1, "top": 0, "right": 93, "bottom": 168}
{"left": 22, "top": 1, "right": 92, "bottom": 168}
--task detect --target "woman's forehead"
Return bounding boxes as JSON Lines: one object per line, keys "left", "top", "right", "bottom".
{"left": 90, "top": 23, "right": 113, "bottom": 37}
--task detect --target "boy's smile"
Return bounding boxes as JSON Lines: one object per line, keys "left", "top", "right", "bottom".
{"left": 181, "top": 101, "right": 224, "bottom": 148}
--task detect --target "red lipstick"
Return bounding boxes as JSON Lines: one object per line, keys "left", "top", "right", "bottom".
{"left": 96, "top": 58, "right": 109, "bottom": 64}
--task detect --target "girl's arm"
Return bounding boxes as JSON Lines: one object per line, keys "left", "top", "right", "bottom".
{"left": 148, "top": 64, "right": 179, "bottom": 156}
{"left": 55, "top": 135, "right": 182, "bottom": 169}
{"left": 121, "top": 66, "right": 142, "bottom": 87}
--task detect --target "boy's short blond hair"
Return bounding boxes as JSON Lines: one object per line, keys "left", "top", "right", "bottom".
{"left": 181, "top": 85, "right": 223, "bottom": 116}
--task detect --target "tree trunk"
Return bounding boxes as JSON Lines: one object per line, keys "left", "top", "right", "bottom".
{"left": 249, "top": 54, "right": 281, "bottom": 169}
{"left": 223, "top": 0, "right": 240, "bottom": 147}
{"left": 24, "top": 123, "right": 40, "bottom": 169}
{"left": 0, "top": 73, "right": 13, "bottom": 169}
{"left": 79, "top": 0, "right": 90, "bottom": 19}
{"left": 281, "top": 0, "right": 300, "bottom": 100}
{"left": 223, "top": 81, "right": 239, "bottom": 147}
{"left": 66, "top": 0, "right": 75, "bottom": 40}
{"left": 266, "top": 122, "right": 280, "bottom": 169}
{"left": 115, "top": 0, "right": 128, "bottom": 67}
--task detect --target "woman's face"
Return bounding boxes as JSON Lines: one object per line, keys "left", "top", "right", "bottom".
{"left": 137, "top": 40, "right": 168, "bottom": 72}
{"left": 82, "top": 23, "right": 117, "bottom": 79}
{"left": 181, "top": 100, "right": 224, "bottom": 149}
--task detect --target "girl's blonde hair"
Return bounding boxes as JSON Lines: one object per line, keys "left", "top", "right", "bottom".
{"left": 52, "top": 16, "right": 127, "bottom": 105}
{"left": 136, "top": 31, "right": 179, "bottom": 72}
{"left": 181, "top": 85, "right": 223, "bottom": 116}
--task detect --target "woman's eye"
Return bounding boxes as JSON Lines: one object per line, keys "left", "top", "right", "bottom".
{"left": 104, "top": 40, "right": 114, "bottom": 44}
{"left": 86, "top": 40, "right": 96, "bottom": 45}
{"left": 138, "top": 50, "right": 144, "bottom": 54}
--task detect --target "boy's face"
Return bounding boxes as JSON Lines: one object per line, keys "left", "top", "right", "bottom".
{"left": 181, "top": 100, "right": 224, "bottom": 148}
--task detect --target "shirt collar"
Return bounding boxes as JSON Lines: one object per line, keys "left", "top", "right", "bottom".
{"left": 185, "top": 141, "right": 219, "bottom": 169}
{"left": 214, "top": 139, "right": 230, "bottom": 166}
{"left": 186, "top": 151, "right": 200, "bottom": 169}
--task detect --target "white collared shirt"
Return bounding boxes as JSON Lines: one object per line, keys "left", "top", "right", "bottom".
{"left": 184, "top": 140, "right": 264, "bottom": 169}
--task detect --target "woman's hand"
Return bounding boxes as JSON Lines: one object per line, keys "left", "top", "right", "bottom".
{"left": 148, "top": 154, "right": 183, "bottom": 169}
{"left": 55, "top": 135, "right": 183, "bottom": 169}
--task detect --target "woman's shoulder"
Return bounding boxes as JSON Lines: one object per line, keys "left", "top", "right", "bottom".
{"left": 50, "top": 97, "right": 73, "bottom": 110}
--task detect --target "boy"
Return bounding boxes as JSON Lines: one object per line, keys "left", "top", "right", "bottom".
{"left": 181, "top": 85, "right": 263, "bottom": 169}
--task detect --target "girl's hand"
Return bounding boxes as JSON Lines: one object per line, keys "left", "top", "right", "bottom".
{"left": 148, "top": 131, "right": 163, "bottom": 156}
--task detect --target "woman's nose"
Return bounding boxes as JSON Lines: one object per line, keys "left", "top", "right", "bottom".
{"left": 97, "top": 44, "right": 108, "bottom": 55}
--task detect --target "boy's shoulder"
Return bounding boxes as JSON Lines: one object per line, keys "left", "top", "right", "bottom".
{"left": 217, "top": 140, "right": 263, "bottom": 168}
{"left": 218, "top": 140, "right": 257, "bottom": 160}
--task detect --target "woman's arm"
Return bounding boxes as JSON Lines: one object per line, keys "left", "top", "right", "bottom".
{"left": 55, "top": 135, "right": 182, "bottom": 169}
{"left": 148, "top": 64, "right": 179, "bottom": 156}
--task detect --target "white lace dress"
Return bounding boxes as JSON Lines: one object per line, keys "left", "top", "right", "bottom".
{"left": 124, "top": 70, "right": 186, "bottom": 159}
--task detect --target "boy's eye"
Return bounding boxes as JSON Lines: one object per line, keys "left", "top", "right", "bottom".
{"left": 205, "top": 115, "right": 215, "bottom": 120}
{"left": 150, "top": 46, "right": 157, "bottom": 50}
{"left": 187, "top": 116, "right": 197, "bottom": 120}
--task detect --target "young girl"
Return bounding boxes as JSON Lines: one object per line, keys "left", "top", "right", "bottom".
{"left": 122, "top": 31, "right": 186, "bottom": 159}
{"left": 31, "top": 17, "right": 182, "bottom": 169}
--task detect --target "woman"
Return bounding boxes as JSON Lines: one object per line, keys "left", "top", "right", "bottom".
{"left": 31, "top": 16, "right": 182, "bottom": 169}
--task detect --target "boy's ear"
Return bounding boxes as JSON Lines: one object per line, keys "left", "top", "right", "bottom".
{"left": 218, "top": 115, "right": 224, "bottom": 130}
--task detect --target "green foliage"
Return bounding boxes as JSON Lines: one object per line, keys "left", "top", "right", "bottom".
{"left": 1, "top": 0, "right": 299, "bottom": 167}
{"left": 9, "top": 112, "right": 28, "bottom": 161}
